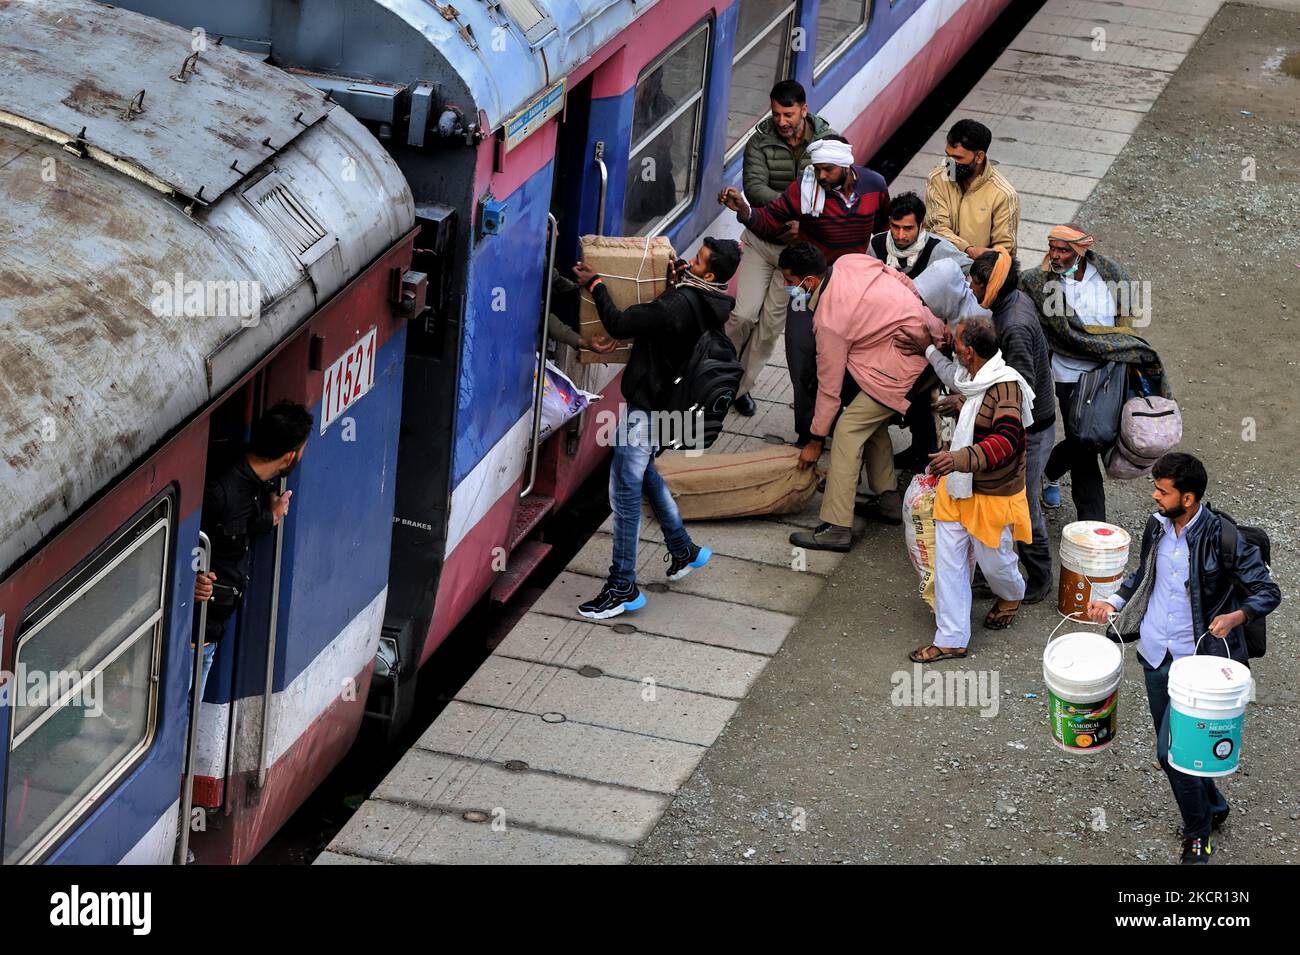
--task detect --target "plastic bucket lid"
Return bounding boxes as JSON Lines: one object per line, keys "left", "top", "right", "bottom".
{"left": 1061, "top": 521, "right": 1131, "bottom": 550}
{"left": 1168, "top": 655, "right": 1253, "bottom": 712}
{"left": 1043, "top": 632, "right": 1123, "bottom": 700}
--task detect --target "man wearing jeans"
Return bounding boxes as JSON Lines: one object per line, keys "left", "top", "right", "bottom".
{"left": 572, "top": 237, "right": 742, "bottom": 618}
{"left": 1087, "top": 453, "right": 1279, "bottom": 864}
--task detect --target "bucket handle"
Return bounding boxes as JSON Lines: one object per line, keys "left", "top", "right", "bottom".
{"left": 1048, "top": 610, "right": 1128, "bottom": 682}
{"left": 1192, "top": 629, "right": 1228, "bottom": 655}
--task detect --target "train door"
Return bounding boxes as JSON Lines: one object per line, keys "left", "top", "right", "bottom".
{"left": 530, "top": 73, "right": 625, "bottom": 506}
{"left": 179, "top": 230, "right": 419, "bottom": 863}
{"left": 179, "top": 376, "right": 261, "bottom": 861}
{"left": 489, "top": 75, "right": 601, "bottom": 603}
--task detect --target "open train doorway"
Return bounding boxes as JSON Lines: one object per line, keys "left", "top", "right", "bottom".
{"left": 179, "top": 375, "right": 262, "bottom": 858}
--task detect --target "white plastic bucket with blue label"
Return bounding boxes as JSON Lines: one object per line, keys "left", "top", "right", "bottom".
{"left": 1167, "top": 655, "right": 1253, "bottom": 777}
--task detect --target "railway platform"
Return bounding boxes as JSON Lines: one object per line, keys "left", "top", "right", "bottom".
{"left": 318, "top": 0, "right": 1298, "bottom": 865}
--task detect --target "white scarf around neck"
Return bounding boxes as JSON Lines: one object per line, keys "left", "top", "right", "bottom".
{"left": 945, "top": 351, "right": 1035, "bottom": 500}
{"left": 884, "top": 229, "right": 930, "bottom": 271}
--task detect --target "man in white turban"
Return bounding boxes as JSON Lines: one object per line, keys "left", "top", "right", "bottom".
{"left": 719, "top": 135, "right": 890, "bottom": 441}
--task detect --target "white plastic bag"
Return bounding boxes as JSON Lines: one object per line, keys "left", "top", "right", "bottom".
{"left": 538, "top": 359, "right": 601, "bottom": 443}
{"left": 903, "top": 472, "right": 940, "bottom": 610}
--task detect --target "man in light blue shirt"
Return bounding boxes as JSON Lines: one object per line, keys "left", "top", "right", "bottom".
{"left": 1087, "top": 453, "right": 1280, "bottom": 865}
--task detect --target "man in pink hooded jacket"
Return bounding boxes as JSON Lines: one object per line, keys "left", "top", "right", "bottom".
{"left": 781, "top": 243, "right": 946, "bottom": 551}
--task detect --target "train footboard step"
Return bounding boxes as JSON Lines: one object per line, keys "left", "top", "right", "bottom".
{"left": 490, "top": 540, "right": 553, "bottom": 604}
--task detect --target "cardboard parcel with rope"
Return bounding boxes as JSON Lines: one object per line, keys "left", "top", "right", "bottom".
{"left": 576, "top": 234, "right": 677, "bottom": 364}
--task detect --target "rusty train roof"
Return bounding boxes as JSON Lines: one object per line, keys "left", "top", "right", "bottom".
{"left": 0, "top": 0, "right": 331, "bottom": 206}
{"left": 0, "top": 0, "right": 415, "bottom": 580}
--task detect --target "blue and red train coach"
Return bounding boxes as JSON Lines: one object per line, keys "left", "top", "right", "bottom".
{"left": 3, "top": 0, "right": 1009, "bottom": 863}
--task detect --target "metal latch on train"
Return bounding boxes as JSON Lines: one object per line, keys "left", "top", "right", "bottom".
{"left": 391, "top": 268, "right": 428, "bottom": 317}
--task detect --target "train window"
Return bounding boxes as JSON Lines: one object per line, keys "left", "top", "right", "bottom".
{"left": 726, "top": 0, "right": 798, "bottom": 160}
{"left": 3, "top": 499, "right": 170, "bottom": 864}
{"left": 814, "top": 0, "right": 871, "bottom": 78}
{"left": 622, "top": 22, "right": 711, "bottom": 237}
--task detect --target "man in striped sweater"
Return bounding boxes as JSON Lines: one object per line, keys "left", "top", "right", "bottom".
{"left": 719, "top": 137, "right": 889, "bottom": 441}
{"left": 721, "top": 136, "right": 890, "bottom": 264}
{"left": 897, "top": 318, "right": 1035, "bottom": 662}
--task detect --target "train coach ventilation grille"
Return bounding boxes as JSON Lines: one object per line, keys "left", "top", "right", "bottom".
{"left": 242, "top": 173, "right": 334, "bottom": 264}
{"left": 493, "top": 0, "right": 556, "bottom": 46}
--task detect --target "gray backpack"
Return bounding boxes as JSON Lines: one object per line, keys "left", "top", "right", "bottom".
{"left": 1104, "top": 394, "right": 1182, "bottom": 479}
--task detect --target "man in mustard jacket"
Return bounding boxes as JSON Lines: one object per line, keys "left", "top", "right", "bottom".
{"left": 924, "top": 119, "right": 1020, "bottom": 260}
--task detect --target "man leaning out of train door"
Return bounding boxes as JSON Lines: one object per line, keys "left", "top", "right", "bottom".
{"left": 571, "top": 238, "right": 742, "bottom": 619}
{"left": 193, "top": 401, "right": 313, "bottom": 699}
{"left": 1086, "top": 453, "right": 1280, "bottom": 865}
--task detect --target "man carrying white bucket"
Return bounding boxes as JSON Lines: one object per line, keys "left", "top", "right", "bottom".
{"left": 1086, "top": 453, "right": 1280, "bottom": 864}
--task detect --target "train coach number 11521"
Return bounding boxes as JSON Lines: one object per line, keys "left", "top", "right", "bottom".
{"left": 321, "top": 327, "right": 378, "bottom": 433}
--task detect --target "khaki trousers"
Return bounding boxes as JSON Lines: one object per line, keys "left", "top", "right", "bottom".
{"left": 725, "top": 229, "right": 789, "bottom": 397}
{"left": 819, "top": 391, "right": 897, "bottom": 528}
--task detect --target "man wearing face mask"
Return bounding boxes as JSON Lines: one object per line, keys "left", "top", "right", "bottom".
{"left": 924, "top": 119, "right": 1020, "bottom": 260}
{"left": 721, "top": 137, "right": 890, "bottom": 442}
{"left": 193, "top": 400, "right": 312, "bottom": 700}
{"left": 1020, "top": 224, "right": 1170, "bottom": 520}
{"left": 723, "top": 80, "right": 836, "bottom": 417}
{"left": 777, "top": 243, "right": 945, "bottom": 551}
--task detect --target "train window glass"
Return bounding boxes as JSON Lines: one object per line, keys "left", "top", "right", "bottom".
{"left": 623, "top": 23, "right": 711, "bottom": 236}
{"left": 726, "top": 0, "right": 798, "bottom": 159}
{"left": 3, "top": 499, "right": 170, "bottom": 864}
{"left": 814, "top": 0, "right": 871, "bottom": 78}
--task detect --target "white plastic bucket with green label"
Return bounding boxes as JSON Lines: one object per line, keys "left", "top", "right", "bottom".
{"left": 1167, "top": 656, "right": 1253, "bottom": 777}
{"left": 1043, "top": 631, "right": 1123, "bottom": 752}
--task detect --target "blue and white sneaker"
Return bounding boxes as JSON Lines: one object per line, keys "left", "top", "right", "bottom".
{"left": 665, "top": 544, "right": 711, "bottom": 581}
{"left": 1042, "top": 480, "right": 1062, "bottom": 510}
{"left": 577, "top": 580, "right": 646, "bottom": 619}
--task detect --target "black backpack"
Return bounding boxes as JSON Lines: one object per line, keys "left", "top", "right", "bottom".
{"left": 1213, "top": 507, "right": 1271, "bottom": 658}
{"left": 663, "top": 288, "right": 743, "bottom": 451}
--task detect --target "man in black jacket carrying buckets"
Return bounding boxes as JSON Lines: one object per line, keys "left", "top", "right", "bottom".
{"left": 572, "top": 237, "right": 743, "bottom": 619}
{"left": 1087, "top": 453, "right": 1280, "bottom": 864}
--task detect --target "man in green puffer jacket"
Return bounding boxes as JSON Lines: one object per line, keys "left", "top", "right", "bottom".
{"left": 722, "top": 80, "right": 836, "bottom": 417}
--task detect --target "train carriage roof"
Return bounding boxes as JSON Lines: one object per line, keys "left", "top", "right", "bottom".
{"left": 372, "top": 0, "right": 658, "bottom": 129}
{"left": 115, "top": 0, "right": 659, "bottom": 136}
{"left": 0, "top": 0, "right": 415, "bottom": 579}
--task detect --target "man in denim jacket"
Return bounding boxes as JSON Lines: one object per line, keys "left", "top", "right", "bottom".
{"left": 1087, "top": 452, "right": 1280, "bottom": 864}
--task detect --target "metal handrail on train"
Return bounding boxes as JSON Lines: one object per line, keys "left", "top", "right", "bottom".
{"left": 593, "top": 141, "right": 607, "bottom": 237}
{"left": 521, "top": 212, "right": 558, "bottom": 498}
{"left": 177, "top": 531, "right": 210, "bottom": 865}
{"left": 252, "top": 477, "right": 287, "bottom": 799}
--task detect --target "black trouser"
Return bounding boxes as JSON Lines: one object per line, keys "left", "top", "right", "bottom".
{"left": 897, "top": 368, "right": 940, "bottom": 469}
{"left": 1045, "top": 380, "right": 1106, "bottom": 521}
{"left": 785, "top": 302, "right": 818, "bottom": 442}
{"left": 1144, "top": 652, "right": 1229, "bottom": 841}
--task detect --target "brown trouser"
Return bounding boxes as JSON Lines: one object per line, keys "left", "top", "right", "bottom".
{"left": 724, "top": 230, "right": 789, "bottom": 397}
{"left": 819, "top": 391, "right": 896, "bottom": 528}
